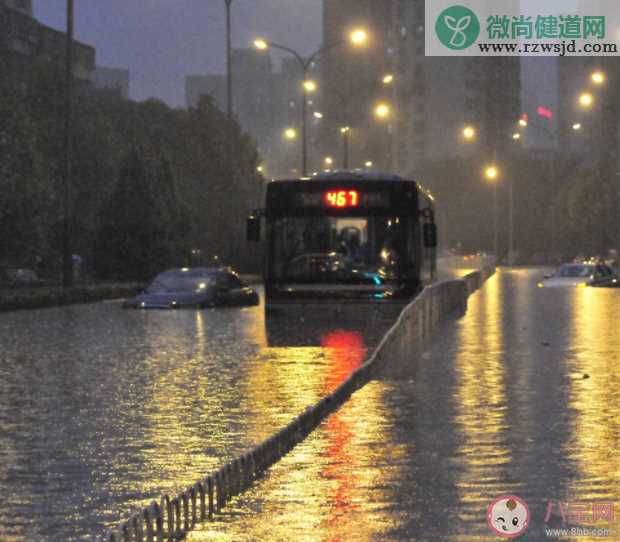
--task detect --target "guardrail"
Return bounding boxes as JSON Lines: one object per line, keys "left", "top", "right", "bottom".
{"left": 100, "top": 263, "right": 495, "bottom": 542}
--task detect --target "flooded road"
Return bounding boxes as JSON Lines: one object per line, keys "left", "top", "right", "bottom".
{"left": 184, "top": 268, "right": 620, "bottom": 542}
{"left": 8, "top": 259, "right": 613, "bottom": 542}
{"left": 0, "top": 289, "right": 394, "bottom": 541}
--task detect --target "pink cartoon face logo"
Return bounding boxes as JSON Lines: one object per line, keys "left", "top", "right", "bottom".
{"left": 487, "top": 495, "right": 530, "bottom": 537}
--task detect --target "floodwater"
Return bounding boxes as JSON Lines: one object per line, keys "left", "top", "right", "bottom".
{"left": 6, "top": 261, "right": 617, "bottom": 541}
{"left": 185, "top": 268, "right": 620, "bottom": 541}
{"left": 0, "top": 288, "right": 392, "bottom": 541}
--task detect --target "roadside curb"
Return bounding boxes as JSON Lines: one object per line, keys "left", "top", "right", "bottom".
{"left": 0, "top": 283, "right": 144, "bottom": 312}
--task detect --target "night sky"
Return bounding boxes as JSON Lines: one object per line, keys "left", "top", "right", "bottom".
{"left": 32, "top": 1, "right": 323, "bottom": 107}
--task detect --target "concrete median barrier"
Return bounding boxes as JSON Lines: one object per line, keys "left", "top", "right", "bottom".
{"left": 101, "top": 262, "right": 495, "bottom": 542}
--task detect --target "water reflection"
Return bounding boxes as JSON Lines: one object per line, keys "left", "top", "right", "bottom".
{"left": 568, "top": 287, "right": 620, "bottom": 505}
{"left": 5, "top": 265, "right": 619, "bottom": 541}
{"left": 185, "top": 269, "right": 620, "bottom": 541}
{"left": 453, "top": 270, "right": 512, "bottom": 531}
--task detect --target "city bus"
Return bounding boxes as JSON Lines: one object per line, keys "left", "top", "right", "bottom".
{"left": 247, "top": 171, "right": 437, "bottom": 318}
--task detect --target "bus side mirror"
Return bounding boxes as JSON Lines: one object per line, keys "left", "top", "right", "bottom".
{"left": 247, "top": 214, "right": 261, "bottom": 242}
{"left": 423, "top": 223, "right": 437, "bottom": 248}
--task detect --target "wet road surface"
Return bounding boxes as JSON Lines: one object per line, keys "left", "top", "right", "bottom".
{"left": 0, "top": 287, "right": 395, "bottom": 541}
{"left": 185, "top": 267, "right": 620, "bottom": 541}
{"left": 8, "top": 260, "right": 614, "bottom": 541}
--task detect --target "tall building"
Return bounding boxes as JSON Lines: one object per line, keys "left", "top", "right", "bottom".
{"left": 1, "top": 0, "right": 31, "bottom": 16}
{"left": 387, "top": 0, "right": 521, "bottom": 176}
{"left": 0, "top": 2, "right": 95, "bottom": 82}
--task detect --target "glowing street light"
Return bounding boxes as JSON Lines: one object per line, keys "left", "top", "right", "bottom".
{"left": 365, "top": 161, "right": 373, "bottom": 168}
{"left": 591, "top": 70, "right": 606, "bottom": 84}
{"left": 512, "top": 132, "right": 521, "bottom": 140}
{"left": 374, "top": 102, "right": 391, "bottom": 119}
{"left": 382, "top": 73, "right": 395, "bottom": 85}
{"left": 518, "top": 118, "right": 528, "bottom": 127}
{"left": 313, "top": 111, "right": 323, "bottom": 119}
{"left": 485, "top": 165, "right": 499, "bottom": 180}
{"left": 253, "top": 38, "right": 268, "bottom": 50}
{"left": 303, "top": 80, "right": 317, "bottom": 93}
{"left": 338, "top": 126, "right": 351, "bottom": 168}
{"left": 572, "top": 122, "right": 582, "bottom": 131}
{"left": 350, "top": 28, "right": 368, "bottom": 46}
{"left": 484, "top": 164, "right": 500, "bottom": 257}
{"left": 283, "top": 128, "right": 297, "bottom": 140}
{"left": 462, "top": 125, "right": 476, "bottom": 141}
{"left": 579, "top": 92, "right": 594, "bottom": 108}
{"left": 254, "top": 28, "right": 368, "bottom": 176}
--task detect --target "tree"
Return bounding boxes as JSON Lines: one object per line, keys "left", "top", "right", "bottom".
{"left": 94, "top": 147, "right": 169, "bottom": 280}
{"left": 0, "top": 86, "right": 54, "bottom": 267}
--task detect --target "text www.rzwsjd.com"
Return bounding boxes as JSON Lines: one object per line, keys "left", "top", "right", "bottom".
{"left": 478, "top": 39, "right": 618, "bottom": 55}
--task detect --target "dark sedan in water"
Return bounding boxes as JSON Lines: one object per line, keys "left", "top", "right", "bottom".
{"left": 123, "top": 267, "right": 259, "bottom": 309}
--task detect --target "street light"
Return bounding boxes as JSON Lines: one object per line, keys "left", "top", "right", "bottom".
{"left": 324, "top": 156, "right": 333, "bottom": 167}
{"left": 512, "top": 132, "right": 521, "bottom": 140}
{"left": 254, "top": 27, "right": 368, "bottom": 176}
{"left": 340, "top": 126, "right": 351, "bottom": 169}
{"left": 462, "top": 125, "right": 476, "bottom": 141}
{"left": 62, "top": 0, "right": 75, "bottom": 287}
{"left": 303, "top": 80, "right": 317, "bottom": 93}
{"left": 283, "top": 128, "right": 297, "bottom": 140}
{"left": 365, "top": 161, "right": 373, "bottom": 168}
{"left": 572, "top": 122, "right": 582, "bottom": 131}
{"left": 578, "top": 92, "right": 594, "bottom": 108}
{"left": 374, "top": 102, "right": 391, "bottom": 119}
{"left": 323, "top": 73, "right": 395, "bottom": 170}
{"left": 591, "top": 70, "right": 606, "bottom": 85}
{"left": 350, "top": 28, "right": 368, "bottom": 46}
{"left": 485, "top": 165, "right": 499, "bottom": 180}
{"left": 484, "top": 164, "right": 500, "bottom": 258}
{"left": 253, "top": 38, "right": 268, "bottom": 50}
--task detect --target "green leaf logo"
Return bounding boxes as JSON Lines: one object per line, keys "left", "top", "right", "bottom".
{"left": 436, "top": 5, "right": 480, "bottom": 50}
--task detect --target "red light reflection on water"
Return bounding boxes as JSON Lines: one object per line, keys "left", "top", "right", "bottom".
{"left": 319, "top": 329, "right": 368, "bottom": 538}
{"left": 320, "top": 329, "right": 366, "bottom": 393}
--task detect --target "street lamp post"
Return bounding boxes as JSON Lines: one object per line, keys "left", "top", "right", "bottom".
{"left": 340, "top": 126, "right": 350, "bottom": 169}
{"left": 224, "top": 0, "right": 235, "bottom": 262}
{"left": 255, "top": 30, "right": 367, "bottom": 176}
{"left": 257, "top": 43, "right": 322, "bottom": 177}
{"left": 518, "top": 116, "right": 558, "bottom": 256}
{"left": 62, "top": 0, "right": 74, "bottom": 287}
{"left": 315, "top": 73, "right": 392, "bottom": 170}
{"left": 224, "top": 0, "right": 233, "bottom": 120}
{"left": 508, "top": 175, "right": 514, "bottom": 264}
{"left": 485, "top": 164, "right": 499, "bottom": 258}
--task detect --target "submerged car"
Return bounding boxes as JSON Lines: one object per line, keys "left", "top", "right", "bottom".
{"left": 538, "top": 262, "right": 619, "bottom": 288}
{"left": 123, "top": 267, "right": 259, "bottom": 309}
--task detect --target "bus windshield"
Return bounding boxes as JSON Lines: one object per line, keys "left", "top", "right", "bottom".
{"left": 271, "top": 215, "right": 411, "bottom": 283}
